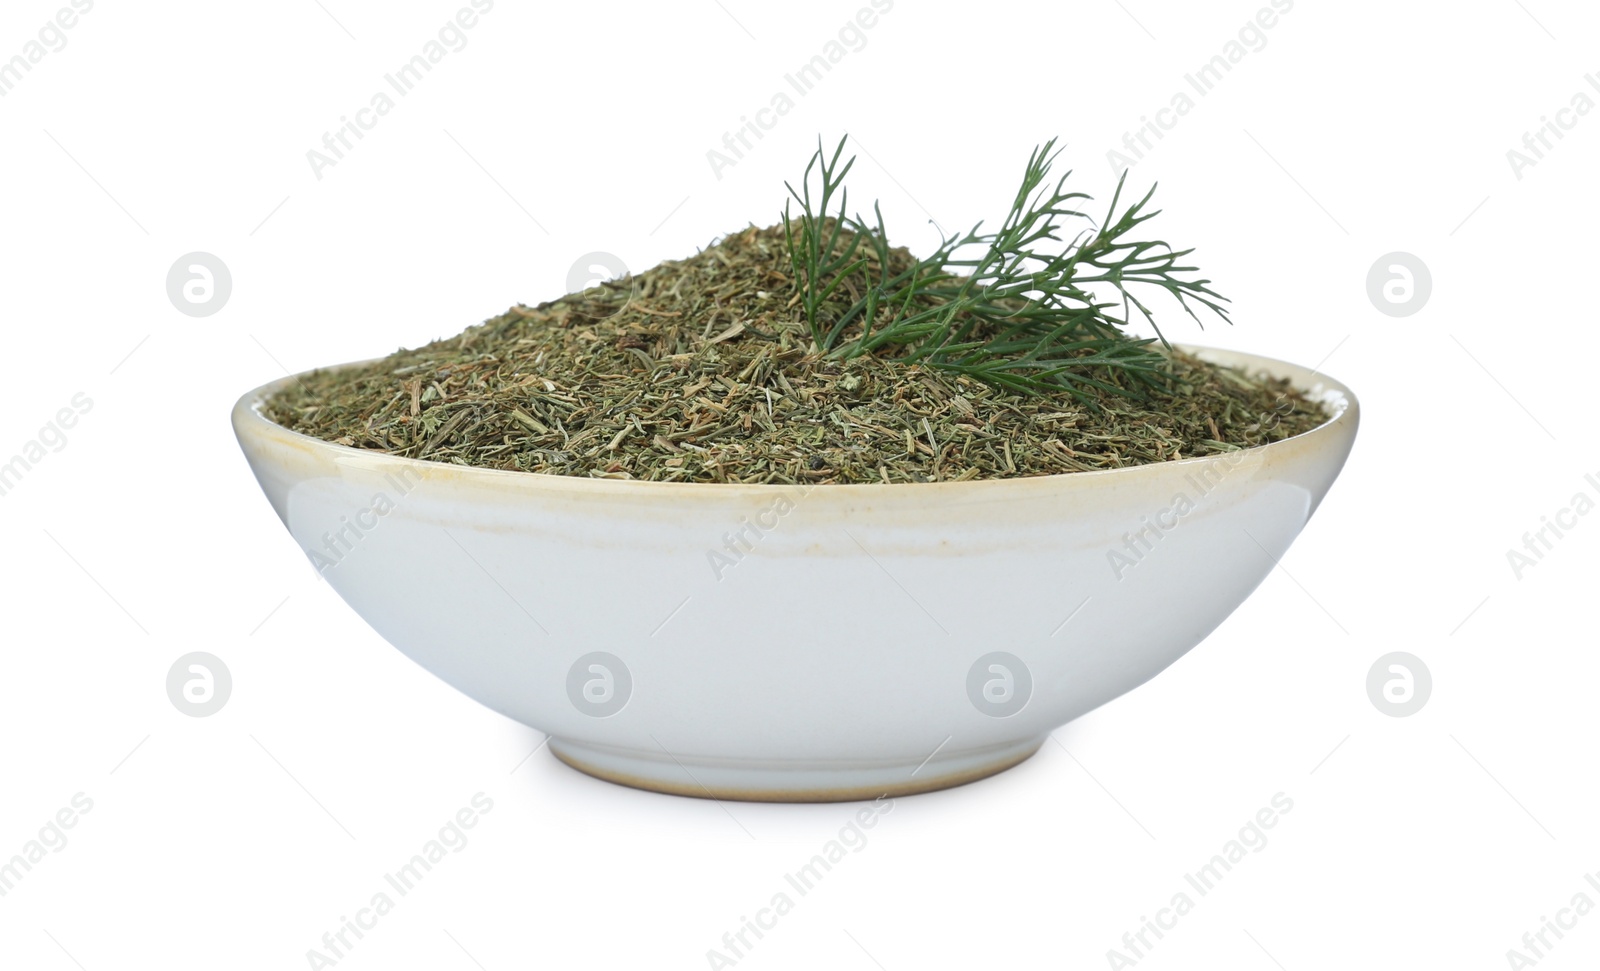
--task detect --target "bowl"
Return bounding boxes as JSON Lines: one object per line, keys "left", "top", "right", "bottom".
{"left": 233, "top": 346, "right": 1357, "bottom": 802}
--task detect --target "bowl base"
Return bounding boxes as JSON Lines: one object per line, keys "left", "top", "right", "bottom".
{"left": 547, "top": 735, "right": 1046, "bottom": 803}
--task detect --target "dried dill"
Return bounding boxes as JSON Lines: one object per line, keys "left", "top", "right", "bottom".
{"left": 267, "top": 139, "right": 1329, "bottom": 484}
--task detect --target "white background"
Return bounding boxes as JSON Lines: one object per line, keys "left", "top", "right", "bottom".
{"left": 2, "top": 0, "right": 1597, "bottom": 968}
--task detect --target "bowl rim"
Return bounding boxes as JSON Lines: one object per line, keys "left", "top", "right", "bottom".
{"left": 233, "top": 343, "right": 1357, "bottom": 497}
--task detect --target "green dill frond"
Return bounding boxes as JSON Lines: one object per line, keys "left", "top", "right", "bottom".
{"left": 782, "top": 136, "right": 1231, "bottom": 401}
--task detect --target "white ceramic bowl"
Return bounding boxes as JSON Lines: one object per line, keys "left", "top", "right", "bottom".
{"left": 234, "top": 347, "right": 1357, "bottom": 801}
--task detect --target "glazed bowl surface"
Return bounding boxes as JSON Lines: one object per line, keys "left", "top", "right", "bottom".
{"left": 233, "top": 346, "right": 1358, "bottom": 801}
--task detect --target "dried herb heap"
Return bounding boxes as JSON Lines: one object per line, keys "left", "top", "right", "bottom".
{"left": 268, "top": 139, "right": 1328, "bottom": 484}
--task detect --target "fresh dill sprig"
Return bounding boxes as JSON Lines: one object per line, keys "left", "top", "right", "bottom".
{"left": 781, "top": 137, "right": 1230, "bottom": 400}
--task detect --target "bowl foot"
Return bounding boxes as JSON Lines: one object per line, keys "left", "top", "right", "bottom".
{"left": 547, "top": 735, "right": 1046, "bottom": 803}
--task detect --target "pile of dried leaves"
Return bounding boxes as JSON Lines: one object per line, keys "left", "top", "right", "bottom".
{"left": 266, "top": 224, "right": 1328, "bottom": 484}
